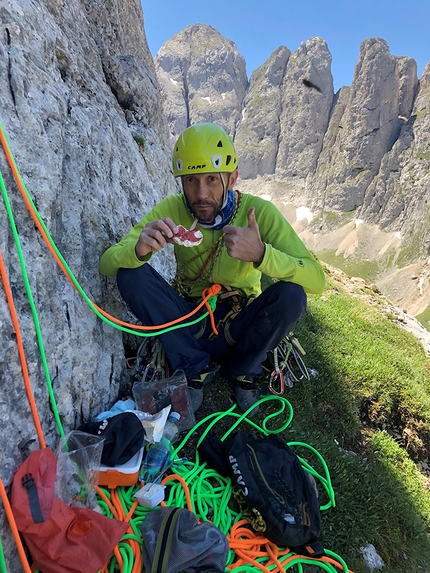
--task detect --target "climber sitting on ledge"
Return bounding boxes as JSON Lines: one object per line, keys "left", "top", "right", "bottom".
{"left": 99, "top": 122, "right": 325, "bottom": 414}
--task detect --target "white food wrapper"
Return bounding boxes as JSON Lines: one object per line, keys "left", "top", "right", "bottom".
{"left": 140, "top": 405, "right": 171, "bottom": 443}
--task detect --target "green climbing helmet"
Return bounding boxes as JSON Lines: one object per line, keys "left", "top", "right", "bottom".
{"left": 172, "top": 122, "right": 238, "bottom": 176}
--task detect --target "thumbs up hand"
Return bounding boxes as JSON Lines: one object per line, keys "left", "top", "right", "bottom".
{"left": 223, "top": 208, "right": 265, "bottom": 264}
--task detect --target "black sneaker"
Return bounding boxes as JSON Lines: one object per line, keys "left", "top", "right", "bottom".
{"left": 234, "top": 375, "right": 260, "bottom": 416}
{"left": 188, "top": 364, "right": 220, "bottom": 413}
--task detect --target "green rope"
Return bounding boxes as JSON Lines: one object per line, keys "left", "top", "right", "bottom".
{"left": 96, "top": 398, "right": 345, "bottom": 573}
{"left": 0, "top": 171, "right": 65, "bottom": 437}
{"left": 288, "top": 442, "right": 336, "bottom": 510}
{"left": 0, "top": 124, "right": 217, "bottom": 442}
{"left": 0, "top": 538, "right": 7, "bottom": 573}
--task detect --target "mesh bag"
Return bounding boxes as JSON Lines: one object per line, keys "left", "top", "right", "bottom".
{"left": 140, "top": 506, "right": 229, "bottom": 573}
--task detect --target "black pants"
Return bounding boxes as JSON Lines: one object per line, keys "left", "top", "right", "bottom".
{"left": 117, "top": 265, "right": 307, "bottom": 379}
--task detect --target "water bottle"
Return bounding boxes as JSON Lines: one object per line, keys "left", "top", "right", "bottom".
{"left": 162, "top": 412, "right": 181, "bottom": 444}
{"left": 139, "top": 437, "right": 172, "bottom": 484}
{"left": 139, "top": 412, "right": 181, "bottom": 483}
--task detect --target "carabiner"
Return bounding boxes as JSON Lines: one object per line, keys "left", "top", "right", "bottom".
{"left": 269, "top": 369, "right": 285, "bottom": 395}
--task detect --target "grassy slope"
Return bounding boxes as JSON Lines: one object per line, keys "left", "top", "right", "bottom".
{"left": 199, "top": 266, "right": 430, "bottom": 572}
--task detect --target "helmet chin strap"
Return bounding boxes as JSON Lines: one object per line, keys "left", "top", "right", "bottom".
{"left": 220, "top": 173, "right": 229, "bottom": 209}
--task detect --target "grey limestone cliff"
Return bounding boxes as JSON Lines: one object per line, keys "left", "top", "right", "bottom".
{"left": 234, "top": 45, "right": 291, "bottom": 178}
{"left": 0, "top": 0, "right": 175, "bottom": 567}
{"left": 360, "top": 61, "right": 430, "bottom": 248}
{"left": 315, "top": 38, "right": 418, "bottom": 213}
{"left": 274, "top": 37, "right": 334, "bottom": 194}
{"left": 155, "top": 24, "right": 248, "bottom": 141}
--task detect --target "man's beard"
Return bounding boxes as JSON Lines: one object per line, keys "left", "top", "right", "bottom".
{"left": 190, "top": 197, "right": 223, "bottom": 222}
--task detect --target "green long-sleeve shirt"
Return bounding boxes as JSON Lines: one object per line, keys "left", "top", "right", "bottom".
{"left": 99, "top": 192, "right": 325, "bottom": 299}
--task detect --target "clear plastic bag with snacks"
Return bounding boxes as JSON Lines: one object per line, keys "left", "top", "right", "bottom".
{"left": 132, "top": 369, "right": 195, "bottom": 433}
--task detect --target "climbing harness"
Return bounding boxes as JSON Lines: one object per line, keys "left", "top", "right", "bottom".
{"left": 208, "top": 284, "right": 256, "bottom": 342}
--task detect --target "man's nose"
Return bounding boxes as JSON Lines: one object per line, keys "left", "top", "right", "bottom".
{"left": 194, "top": 179, "right": 210, "bottom": 198}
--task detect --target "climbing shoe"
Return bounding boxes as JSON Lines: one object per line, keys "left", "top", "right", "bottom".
{"left": 234, "top": 375, "right": 260, "bottom": 416}
{"left": 188, "top": 364, "right": 220, "bottom": 413}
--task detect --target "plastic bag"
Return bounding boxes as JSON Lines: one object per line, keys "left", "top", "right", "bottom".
{"left": 55, "top": 431, "right": 104, "bottom": 509}
{"left": 132, "top": 369, "right": 195, "bottom": 433}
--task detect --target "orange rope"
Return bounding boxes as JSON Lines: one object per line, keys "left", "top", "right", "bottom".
{"left": 161, "top": 473, "right": 194, "bottom": 511}
{"left": 0, "top": 251, "right": 46, "bottom": 449}
{"left": 0, "top": 126, "right": 221, "bottom": 334}
{"left": 109, "top": 488, "right": 142, "bottom": 573}
{"left": 227, "top": 519, "right": 355, "bottom": 573}
{"left": 0, "top": 478, "right": 33, "bottom": 573}
{"left": 96, "top": 486, "right": 145, "bottom": 573}
{"left": 95, "top": 486, "right": 121, "bottom": 520}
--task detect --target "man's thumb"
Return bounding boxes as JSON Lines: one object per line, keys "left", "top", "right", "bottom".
{"left": 247, "top": 208, "right": 258, "bottom": 228}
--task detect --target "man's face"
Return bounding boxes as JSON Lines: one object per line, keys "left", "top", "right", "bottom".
{"left": 182, "top": 172, "right": 230, "bottom": 222}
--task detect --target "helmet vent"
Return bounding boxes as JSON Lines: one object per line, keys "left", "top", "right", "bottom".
{"left": 226, "top": 155, "right": 231, "bottom": 166}
{"left": 217, "top": 140, "right": 223, "bottom": 147}
{"left": 211, "top": 154, "right": 222, "bottom": 168}
{"left": 175, "top": 159, "right": 183, "bottom": 172}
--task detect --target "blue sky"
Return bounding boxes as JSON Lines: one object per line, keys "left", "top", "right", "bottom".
{"left": 141, "top": 0, "right": 429, "bottom": 92}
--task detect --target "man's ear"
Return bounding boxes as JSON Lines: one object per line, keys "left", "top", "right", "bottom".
{"left": 228, "top": 169, "right": 239, "bottom": 188}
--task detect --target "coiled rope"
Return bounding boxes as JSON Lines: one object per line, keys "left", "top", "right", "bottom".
{"left": 93, "top": 401, "right": 351, "bottom": 573}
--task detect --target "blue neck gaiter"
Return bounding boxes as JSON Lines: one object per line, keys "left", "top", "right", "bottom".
{"left": 185, "top": 189, "right": 236, "bottom": 231}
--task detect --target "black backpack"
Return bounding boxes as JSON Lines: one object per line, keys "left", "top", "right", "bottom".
{"left": 223, "top": 432, "right": 324, "bottom": 557}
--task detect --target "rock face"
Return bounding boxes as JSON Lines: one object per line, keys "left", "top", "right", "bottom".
{"left": 0, "top": 0, "right": 176, "bottom": 566}
{"left": 155, "top": 24, "right": 248, "bottom": 140}
{"left": 234, "top": 46, "right": 291, "bottom": 178}
{"left": 315, "top": 38, "right": 418, "bottom": 213}
{"left": 361, "top": 61, "right": 430, "bottom": 247}
{"left": 155, "top": 28, "right": 429, "bottom": 225}
{"left": 275, "top": 38, "right": 334, "bottom": 182}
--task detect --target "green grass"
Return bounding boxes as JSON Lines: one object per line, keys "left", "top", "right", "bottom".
{"left": 318, "top": 249, "right": 380, "bottom": 282}
{"left": 397, "top": 232, "right": 426, "bottom": 267}
{"left": 132, "top": 134, "right": 146, "bottom": 147}
{"left": 416, "top": 305, "right": 430, "bottom": 333}
{"left": 310, "top": 210, "right": 356, "bottom": 232}
{"left": 317, "top": 246, "right": 402, "bottom": 284}
{"left": 200, "top": 270, "right": 430, "bottom": 572}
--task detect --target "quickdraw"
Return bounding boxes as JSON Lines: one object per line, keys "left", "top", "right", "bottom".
{"left": 268, "top": 346, "right": 286, "bottom": 396}
{"left": 232, "top": 489, "right": 267, "bottom": 532}
{"left": 131, "top": 338, "right": 169, "bottom": 382}
{"left": 264, "top": 334, "right": 310, "bottom": 396}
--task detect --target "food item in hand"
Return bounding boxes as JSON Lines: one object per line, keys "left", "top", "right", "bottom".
{"left": 172, "top": 225, "right": 203, "bottom": 247}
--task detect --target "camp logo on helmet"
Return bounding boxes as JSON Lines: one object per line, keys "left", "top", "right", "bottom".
{"left": 187, "top": 164, "right": 207, "bottom": 170}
